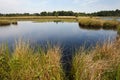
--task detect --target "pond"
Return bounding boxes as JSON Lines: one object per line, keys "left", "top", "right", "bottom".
{"left": 0, "top": 21, "right": 118, "bottom": 51}
{"left": 0, "top": 21, "right": 118, "bottom": 78}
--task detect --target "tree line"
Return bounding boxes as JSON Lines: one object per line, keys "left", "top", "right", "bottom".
{"left": 0, "top": 9, "right": 120, "bottom": 17}
{"left": 89, "top": 9, "right": 120, "bottom": 16}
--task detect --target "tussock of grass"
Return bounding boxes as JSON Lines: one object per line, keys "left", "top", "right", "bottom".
{"left": 72, "top": 39, "right": 120, "bottom": 80}
{"left": 117, "top": 25, "right": 120, "bottom": 34}
{"left": 79, "top": 18, "right": 120, "bottom": 30}
{"left": 0, "top": 41, "right": 64, "bottom": 80}
{"left": 0, "top": 20, "right": 11, "bottom": 26}
{"left": 103, "top": 20, "right": 119, "bottom": 29}
{"left": 1, "top": 39, "right": 120, "bottom": 80}
{"left": 79, "top": 18, "right": 103, "bottom": 27}
{"left": 0, "top": 20, "right": 17, "bottom": 26}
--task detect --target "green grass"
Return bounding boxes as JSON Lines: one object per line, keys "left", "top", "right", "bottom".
{"left": 71, "top": 39, "right": 120, "bottom": 80}
{"left": 1, "top": 39, "right": 120, "bottom": 80}
{"left": 0, "top": 20, "right": 11, "bottom": 26}
{"left": 0, "top": 16, "right": 77, "bottom": 23}
{"left": 0, "top": 20, "right": 18, "bottom": 26}
{"left": 0, "top": 16, "right": 77, "bottom": 22}
{"left": 32, "top": 19, "right": 77, "bottom": 23}
{"left": 0, "top": 41, "right": 65, "bottom": 80}
{"left": 78, "top": 18, "right": 120, "bottom": 30}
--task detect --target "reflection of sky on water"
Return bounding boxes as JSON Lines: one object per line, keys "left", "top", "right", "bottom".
{"left": 0, "top": 21, "right": 117, "bottom": 49}
{"left": 100, "top": 17, "right": 120, "bottom": 21}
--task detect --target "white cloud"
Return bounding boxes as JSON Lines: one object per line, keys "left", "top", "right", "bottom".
{"left": 0, "top": 0, "right": 119, "bottom": 13}
{"left": 0, "top": 0, "right": 48, "bottom": 13}
{"left": 81, "top": 0, "right": 100, "bottom": 6}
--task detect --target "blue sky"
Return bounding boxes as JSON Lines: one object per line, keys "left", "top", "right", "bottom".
{"left": 0, "top": 0, "right": 120, "bottom": 13}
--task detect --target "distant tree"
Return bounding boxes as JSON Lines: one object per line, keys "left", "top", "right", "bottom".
{"left": 90, "top": 9, "right": 120, "bottom": 16}
{"left": 40, "top": 12, "right": 48, "bottom": 16}
{"left": 33, "top": 13, "right": 40, "bottom": 16}
{"left": 0, "top": 9, "right": 120, "bottom": 17}
{"left": 23, "top": 13, "right": 30, "bottom": 16}
{"left": 0, "top": 13, "right": 3, "bottom": 16}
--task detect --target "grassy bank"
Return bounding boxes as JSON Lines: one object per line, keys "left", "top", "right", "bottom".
{"left": 0, "top": 41, "right": 64, "bottom": 80}
{"left": 0, "top": 16, "right": 77, "bottom": 22}
{"left": 72, "top": 38, "right": 120, "bottom": 80}
{"left": 1, "top": 16, "right": 120, "bottom": 26}
{"left": 0, "top": 16, "right": 78, "bottom": 24}
{"left": 0, "top": 39, "right": 120, "bottom": 80}
{"left": 78, "top": 18, "right": 120, "bottom": 30}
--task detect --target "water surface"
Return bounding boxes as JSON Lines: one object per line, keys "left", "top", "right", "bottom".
{"left": 0, "top": 21, "right": 118, "bottom": 49}
{"left": 100, "top": 17, "right": 120, "bottom": 21}
{"left": 0, "top": 21, "right": 118, "bottom": 78}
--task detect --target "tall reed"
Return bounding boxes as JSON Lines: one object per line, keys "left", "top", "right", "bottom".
{"left": 0, "top": 41, "right": 64, "bottom": 80}
{"left": 72, "top": 39, "right": 120, "bottom": 80}
{"left": 79, "top": 18, "right": 120, "bottom": 30}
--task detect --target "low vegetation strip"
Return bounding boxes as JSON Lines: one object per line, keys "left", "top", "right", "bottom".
{"left": 0, "top": 20, "right": 11, "bottom": 26}
{"left": 0, "top": 39, "right": 120, "bottom": 80}
{"left": 0, "top": 20, "right": 17, "bottom": 26}
{"left": 0, "top": 16, "right": 76, "bottom": 20}
{"left": 78, "top": 18, "right": 120, "bottom": 29}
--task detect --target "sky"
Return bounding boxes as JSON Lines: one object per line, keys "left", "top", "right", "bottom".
{"left": 0, "top": 0, "right": 120, "bottom": 13}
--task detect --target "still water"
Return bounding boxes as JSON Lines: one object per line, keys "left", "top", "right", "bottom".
{"left": 0, "top": 21, "right": 118, "bottom": 79}
{"left": 0, "top": 21, "right": 118, "bottom": 50}
{"left": 100, "top": 17, "right": 120, "bottom": 21}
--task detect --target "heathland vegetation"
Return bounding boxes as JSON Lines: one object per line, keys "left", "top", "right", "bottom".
{"left": 0, "top": 41, "right": 65, "bottom": 80}
{"left": 0, "top": 39, "right": 120, "bottom": 80}
{"left": 0, "top": 20, "right": 17, "bottom": 26}
{"left": 0, "top": 9, "right": 120, "bottom": 80}
{"left": 72, "top": 38, "right": 120, "bottom": 80}
{"left": 78, "top": 17, "right": 120, "bottom": 30}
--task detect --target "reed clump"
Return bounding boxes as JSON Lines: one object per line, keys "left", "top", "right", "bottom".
{"left": 79, "top": 18, "right": 120, "bottom": 30}
{"left": 0, "top": 20, "right": 11, "bottom": 26}
{"left": 0, "top": 41, "right": 64, "bottom": 80}
{"left": 0, "top": 20, "right": 18, "bottom": 26}
{"left": 72, "top": 39, "right": 120, "bottom": 80}
{"left": 103, "top": 20, "right": 119, "bottom": 29}
{"left": 1, "top": 39, "right": 120, "bottom": 80}
{"left": 79, "top": 18, "right": 103, "bottom": 27}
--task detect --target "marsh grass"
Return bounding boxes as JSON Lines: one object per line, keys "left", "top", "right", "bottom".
{"left": 72, "top": 39, "right": 120, "bottom": 80}
{"left": 103, "top": 20, "right": 119, "bottom": 29}
{"left": 32, "top": 19, "right": 77, "bottom": 23}
{"left": 0, "top": 20, "right": 17, "bottom": 26}
{"left": 79, "top": 18, "right": 120, "bottom": 30}
{"left": 1, "top": 39, "right": 120, "bottom": 80}
{"left": 0, "top": 20, "right": 11, "bottom": 26}
{"left": 0, "top": 41, "right": 64, "bottom": 80}
{"left": 0, "top": 16, "right": 76, "bottom": 22}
